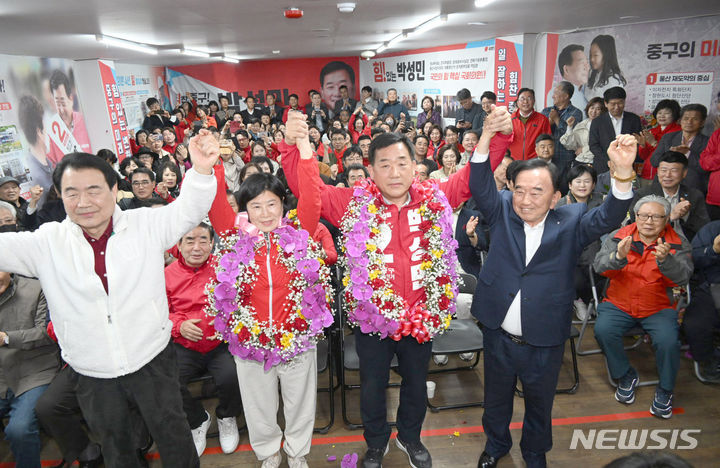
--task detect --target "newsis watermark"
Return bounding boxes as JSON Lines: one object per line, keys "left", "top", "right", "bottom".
{"left": 570, "top": 429, "right": 701, "bottom": 450}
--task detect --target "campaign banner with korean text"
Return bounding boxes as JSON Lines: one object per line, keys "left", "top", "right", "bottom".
{"left": 543, "top": 15, "right": 720, "bottom": 128}
{"left": 164, "top": 56, "right": 360, "bottom": 113}
{"left": 98, "top": 61, "right": 132, "bottom": 161}
{"left": 0, "top": 54, "right": 91, "bottom": 207}
{"left": 359, "top": 39, "right": 523, "bottom": 126}
{"left": 114, "top": 63, "right": 168, "bottom": 133}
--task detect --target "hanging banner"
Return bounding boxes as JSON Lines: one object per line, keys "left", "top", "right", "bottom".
{"left": 494, "top": 38, "right": 523, "bottom": 110}
{"left": 114, "top": 63, "right": 168, "bottom": 133}
{"left": 98, "top": 61, "right": 132, "bottom": 161}
{"left": 543, "top": 15, "right": 720, "bottom": 128}
{"left": 359, "top": 39, "right": 522, "bottom": 126}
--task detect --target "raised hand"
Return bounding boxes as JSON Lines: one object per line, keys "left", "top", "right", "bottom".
{"left": 156, "top": 181, "right": 169, "bottom": 199}
{"left": 713, "top": 234, "right": 720, "bottom": 254}
{"left": 670, "top": 199, "right": 691, "bottom": 221}
{"left": 566, "top": 116, "right": 576, "bottom": 128}
{"left": 482, "top": 105, "right": 513, "bottom": 138}
{"left": 653, "top": 238, "right": 671, "bottom": 263}
{"left": 606, "top": 134, "right": 637, "bottom": 176}
{"left": 465, "top": 216, "right": 479, "bottom": 237}
{"left": 285, "top": 110, "right": 308, "bottom": 145}
{"left": 188, "top": 129, "right": 220, "bottom": 175}
{"left": 616, "top": 235, "right": 632, "bottom": 260}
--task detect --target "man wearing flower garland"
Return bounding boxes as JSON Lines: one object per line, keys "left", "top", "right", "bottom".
{"left": 0, "top": 129, "right": 221, "bottom": 468}
{"left": 281, "top": 109, "right": 513, "bottom": 468}
{"left": 469, "top": 110, "right": 638, "bottom": 468}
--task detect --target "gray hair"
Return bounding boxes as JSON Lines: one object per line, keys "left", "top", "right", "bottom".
{"left": 633, "top": 195, "right": 671, "bottom": 217}
{"left": 0, "top": 200, "right": 17, "bottom": 220}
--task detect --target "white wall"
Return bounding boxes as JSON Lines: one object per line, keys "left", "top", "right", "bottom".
{"left": 73, "top": 59, "right": 116, "bottom": 152}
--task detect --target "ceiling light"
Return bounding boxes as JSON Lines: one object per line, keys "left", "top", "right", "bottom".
{"left": 96, "top": 34, "right": 158, "bottom": 55}
{"left": 272, "top": 50, "right": 281, "bottom": 54}
{"left": 181, "top": 48, "right": 210, "bottom": 58}
{"left": 284, "top": 7, "right": 303, "bottom": 18}
{"left": 408, "top": 14, "right": 448, "bottom": 38}
{"left": 387, "top": 34, "right": 403, "bottom": 48}
{"left": 360, "top": 50, "right": 376, "bottom": 59}
{"left": 619, "top": 15, "right": 639, "bottom": 19}
{"left": 475, "top": 0, "right": 497, "bottom": 7}
{"left": 337, "top": 2, "right": 356, "bottom": 13}
{"left": 468, "top": 21, "right": 487, "bottom": 26}
{"left": 222, "top": 56, "right": 240, "bottom": 64}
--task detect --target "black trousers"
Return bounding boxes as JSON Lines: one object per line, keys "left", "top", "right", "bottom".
{"left": 683, "top": 286, "right": 720, "bottom": 362}
{"left": 76, "top": 342, "right": 199, "bottom": 468}
{"left": 355, "top": 330, "right": 432, "bottom": 449}
{"left": 175, "top": 342, "right": 242, "bottom": 429}
{"left": 481, "top": 328, "right": 565, "bottom": 468}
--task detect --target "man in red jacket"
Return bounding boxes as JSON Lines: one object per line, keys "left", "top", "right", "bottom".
{"left": 166, "top": 223, "right": 242, "bottom": 457}
{"left": 508, "top": 88, "right": 551, "bottom": 161}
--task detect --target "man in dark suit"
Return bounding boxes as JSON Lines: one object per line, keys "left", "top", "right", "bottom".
{"left": 332, "top": 85, "right": 358, "bottom": 117}
{"left": 629, "top": 151, "right": 710, "bottom": 241}
{"left": 650, "top": 104, "right": 710, "bottom": 196}
{"left": 469, "top": 114, "right": 637, "bottom": 468}
{"left": 305, "top": 91, "right": 330, "bottom": 133}
{"left": 588, "top": 87, "right": 642, "bottom": 173}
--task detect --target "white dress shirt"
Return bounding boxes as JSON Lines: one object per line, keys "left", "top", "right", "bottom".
{"left": 610, "top": 114, "right": 623, "bottom": 136}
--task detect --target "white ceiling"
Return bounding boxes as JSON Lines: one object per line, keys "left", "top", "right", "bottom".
{"left": 0, "top": 0, "right": 717, "bottom": 66}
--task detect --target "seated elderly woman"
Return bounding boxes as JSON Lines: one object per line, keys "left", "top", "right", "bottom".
{"left": 592, "top": 195, "right": 693, "bottom": 419}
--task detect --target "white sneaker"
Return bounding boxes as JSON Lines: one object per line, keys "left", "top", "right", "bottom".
{"left": 574, "top": 299, "right": 589, "bottom": 321}
{"left": 190, "top": 411, "right": 211, "bottom": 456}
{"left": 261, "top": 451, "right": 282, "bottom": 468}
{"left": 288, "top": 455, "right": 309, "bottom": 468}
{"left": 217, "top": 415, "right": 240, "bottom": 454}
{"left": 459, "top": 352, "right": 475, "bottom": 361}
{"left": 433, "top": 354, "right": 449, "bottom": 366}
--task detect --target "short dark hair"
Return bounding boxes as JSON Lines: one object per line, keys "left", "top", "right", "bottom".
{"left": 96, "top": 149, "right": 117, "bottom": 165}
{"left": 119, "top": 157, "right": 142, "bottom": 177}
{"left": 18, "top": 95, "right": 44, "bottom": 145}
{"left": 603, "top": 86, "right": 626, "bottom": 102}
{"left": 357, "top": 134, "right": 372, "bottom": 144}
{"left": 245, "top": 96, "right": 255, "bottom": 103}
{"left": 342, "top": 145, "right": 363, "bottom": 164}
{"left": 49, "top": 69, "right": 71, "bottom": 95}
{"left": 480, "top": 91, "right": 497, "bottom": 102}
{"left": 345, "top": 164, "right": 369, "bottom": 178}
{"left": 135, "top": 129, "right": 149, "bottom": 141}
{"left": 288, "top": 93, "right": 299, "bottom": 101}
{"left": 566, "top": 163, "right": 597, "bottom": 184}
{"left": 370, "top": 128, "right": 387, "bottom": 138}
{"left": 456, "top": 88, "right": 471, "bottom": 100}
{"left": 250, "top": 155, "right": 273, "bottom": 170}
{"left": 417, "top": 160, "right": 433, "bottom": 172}
{"left": 510, "top": 158, "right": 560, "bottom": 191}
{"left": 680, "top": 103, "right": 708, "bottom": 122}
{"left": 535, "top": 134, "right": 554, "bottom": 145}
{"left": 181, "top": 222, "right": 214, "bottom": 243}
{"left": 235, "top": 129, "right": 250, "bottom": 139}
{"left": 517, "top": 88, "right": 535, "bottom": 99}
{"left": 585, "top": 97, "right": 606, "bottom": 115}
{"left": 558, "top": 81, "right": 574, "bottom": 99}
{"left": 53, "top": 152, "right": 118, "bottom": 192}
{"left": 652, "top": 99, "right": 681, "bottom": 122}
{"left": 557, "top": 44, "right": 584, "bottom": 77}
{"left": 361, "top": 85, "right": 372, "bottom": 94}
{"left": 320, "top": 61, "right": 356, "bottom": 87}
{"left": 330, "top": 128, "right": 348, "bottom": 138}
{"left": 414, "top": 134, "right": 429, "bottom": 144}
{"left": 658, "top": 150, "right": 689, "bottom": 168}
{"left": 368, "top": 132, "right": 414, "bottom": 165}
{"left": 437, "top": 145, "right": 461, "bottom": 167}
{"left": 236, "top": 173, "right": 287, "bottom": 212}
{"left": 146, "top": 97, "right": 159, "bottom": 107}
{"left": 156, "top": 161, "right": 182, "bottom": 183}
{"left": 130, "top": 167, "right": 155, "bottom": 183}
{"left": 239, "top": 163, "right": 261, "bottom": 183}
{"left": 444, "top": 125, "right": 459, "bottom": 137}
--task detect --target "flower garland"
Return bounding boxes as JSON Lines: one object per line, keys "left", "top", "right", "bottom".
{"left": 205, "top": 210, "right": 334, "bottom": 370}
{"left": 340, "top": 179, "right": 460, "bottom": 343}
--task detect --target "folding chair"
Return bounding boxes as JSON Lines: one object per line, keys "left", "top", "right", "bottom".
{"left": 314, "top": 334, "right": 336, "bottom": 433}
{"left": 427, "top": 273, "right": 486, "bottom": 411}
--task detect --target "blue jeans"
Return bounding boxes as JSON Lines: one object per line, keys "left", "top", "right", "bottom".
{"left": 0, "top": 384, "right": 49, "bottom": 468}
{"left": 594, "top": 302, "right": 679, "bottom": 391}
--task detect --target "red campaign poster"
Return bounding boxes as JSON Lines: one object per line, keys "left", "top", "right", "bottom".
{"left": 494, "top": 39, "right": 523, "bottom": 109}
{"left": 169, "top": 56, "right": 360, "bottom": 110}
{"left": 98, "top": 61, "right": 132, "bottom": 161}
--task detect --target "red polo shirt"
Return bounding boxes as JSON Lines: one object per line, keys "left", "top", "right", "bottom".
{"left": 82, "top": 220, "right": 113, "bottom": 294}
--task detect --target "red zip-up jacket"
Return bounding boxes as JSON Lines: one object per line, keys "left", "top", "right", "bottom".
{"left": 207, "top": 158, "right": 326, "bottom": 327}
{"left": 280, "top": 133, "right": 512, "bottom": 312}
{"left": 348, "top": 114, "right": 371, "bottom": 144}
{"left": 508, "top": 110, "right": 551, "bottom": 160}
{"left": 167, "top": 255, "right": 219, "bottom": 353}
{"left": 700, "top": 128, "right": 720, "bottom": 207}
{"left": 638, "top": 122, "right": 681, "bottom": 180}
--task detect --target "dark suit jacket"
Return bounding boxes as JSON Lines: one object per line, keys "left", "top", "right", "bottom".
{"left": 240, "top": 108, "right": 264, "bottom": 124}
{"left": 469, "top": 159, "right": 631, "bottom": 346}
{"left": 649, "top": 131, "right": 710, "bottom": 196}
{"left": 455, "top": 207, "right": 489, "bottom": 278}
{"left": 305, "top": 103, "right": 330, "bottom": 132}
{"left": 263, "top": 104, "right": 285, "bottom": 125}
{"left": 629, "top": 179, "right": 710, "bottom": 241}
{"left": 589, "top": 111, "right": 642, "bottom": 173}
{"left": 333, "top": 98, "right": 358, "bottom": 116}
{"left": 142, "top": 114, "right": 175, "bottom": 133}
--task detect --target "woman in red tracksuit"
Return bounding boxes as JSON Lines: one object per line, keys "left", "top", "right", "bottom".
{"left": 207, "top": 133, "right": 332, "bottom": 468}
{"left": 349, "top": 108, "right": 371, "bottom": 144}
{"left": 638, "top": 99, "right": 682, "bottom": 184}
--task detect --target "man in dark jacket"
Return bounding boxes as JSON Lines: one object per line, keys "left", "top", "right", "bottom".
{"left": 0, "top": 272, "right": 59, "bottom": 467}
{"left": 588, "top": 87, "right": 642, "bottom": 173}
{"left": 141, "top": 98, "right": 177, "bottom": 133}
{"left": 629, "top": 151, "right": 709, "bottom": 241}
{"left": 375, "top": 88, "right": 409, "bottom": 120}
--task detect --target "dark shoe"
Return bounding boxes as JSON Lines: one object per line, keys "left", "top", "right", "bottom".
{"left": 614, "top": 367, "right": 639, "bottom": 404}
{"left": 361, "top": 444, "right": 389, "bottom": 468}
{"left": 396, "top": 438, "right": 432, "bottom": 468}
{"left": 697, "top": 359, "right": 720, "bottom": 383}
{"left": 477, "top": 451, "right": 500, "bottom": 468}
{"left": 650, "top": 387, "right": 674, "bottom": 419}
{"left": 78, "top": 455, "right": 104, "bottom": 468}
